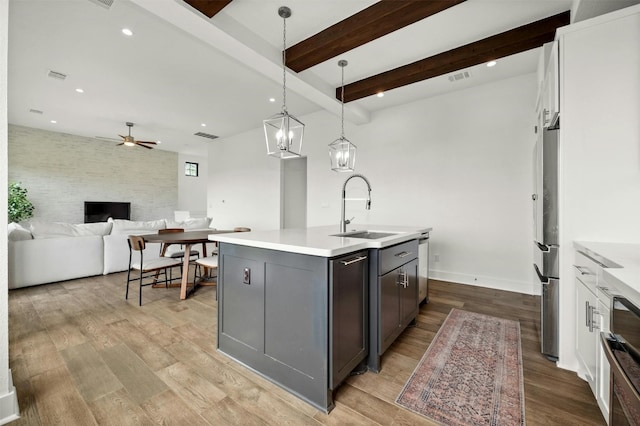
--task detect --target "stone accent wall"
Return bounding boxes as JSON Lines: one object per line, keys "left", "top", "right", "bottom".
{"left": 8, "top": 125, "right": 178, "bottom": 223}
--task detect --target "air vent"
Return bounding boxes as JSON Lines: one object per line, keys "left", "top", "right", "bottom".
{"left": 29, "top": 109, "right": 43, "bottom": 114}
{"left": 194, "top": 132, "right": 219, "bottom": 140}
{"left": 448, "top": 71, "right": 471, "bottom": 82}
{"left": 86, "top": 0, "right": 115, "bottom": 9}
{"left": 47, "top": 70, "right": 67, "bottom": 81}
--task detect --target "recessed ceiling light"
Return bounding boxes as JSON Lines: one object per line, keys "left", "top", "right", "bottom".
{"left": 376, "top": 92, "right": 385, "bottom": 98}
{"left": 201, "top": 123, "right": 206, "bottom": 127}
{"left": 487, "top": 60, "right": 497, "bottom": 67}
{"left": 269, "top": 98, "right": 276, "bottom": 103}
{"left": 50, "top": 120, "right": 57, "bottom": 124}
{"left": 75, "top": 88, "right": 84, "bottom": 93}
{"left": 122, "top": 28, "right": 133, "bottom": 36}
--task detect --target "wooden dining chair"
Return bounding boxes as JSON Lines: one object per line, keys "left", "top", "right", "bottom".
{"left": 193, "top": 255, "right": 219, "bottom": 300}
{"left": 159, "top": 228, "right": 200, "bottom": 261}
{"left": 193, "top": 227, "right": 251, "bottom": 300}
{"left": 126, "top": 235, "right": 182, "bottom": 306}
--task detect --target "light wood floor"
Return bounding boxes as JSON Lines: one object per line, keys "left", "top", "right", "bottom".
{"left": 8, "top": 273, "right": 605, "bottom": 425}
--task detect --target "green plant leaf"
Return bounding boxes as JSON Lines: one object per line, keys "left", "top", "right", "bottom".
{"left": 8, "top": 182, "right": 35, "bottom": 223}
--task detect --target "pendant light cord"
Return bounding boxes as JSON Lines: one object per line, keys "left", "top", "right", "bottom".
{"left": 340, "top": 66, "right": 345, "bottom": 138}
{"left": 282, "top": 15, "right": 287, "bottom": 114}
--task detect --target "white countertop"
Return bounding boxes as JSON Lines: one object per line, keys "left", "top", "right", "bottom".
{"left": 209, "top": 225, "right": 432, "bottom": 257}
{"left": 574, "top": 241, "right": 640, "bottom": 307}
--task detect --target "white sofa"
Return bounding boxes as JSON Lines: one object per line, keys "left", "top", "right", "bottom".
{"left": 7, "top": 217, "right": 216, "bottom": 289}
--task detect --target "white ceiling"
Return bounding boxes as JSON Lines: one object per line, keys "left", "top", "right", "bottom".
{"left": 8, "top": 0, "right": 575, "bottom": 156}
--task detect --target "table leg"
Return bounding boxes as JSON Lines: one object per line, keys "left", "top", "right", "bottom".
{"left": 180, "top": 243, "right": 192, "bottom": 300}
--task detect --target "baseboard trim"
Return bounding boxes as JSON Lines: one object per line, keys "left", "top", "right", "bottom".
{"left": 429, "top": 269, "right": 536, "bottom": 295}
{"left": 0, "top": 370, "right": 20, "bottom": 426}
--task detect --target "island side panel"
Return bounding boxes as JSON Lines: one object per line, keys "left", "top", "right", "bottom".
{"left": 217, "top": 242, "right": 331, "bottom": 411}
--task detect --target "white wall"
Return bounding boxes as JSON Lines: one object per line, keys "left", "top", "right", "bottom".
{"left": 8, "top": 125, "right": 179, "bottom": 223}
{"left": 1, "top": 1, "right": 19, "bottom": 423}
{"left": 209, "top": 73, "right": 537, "bottom": 294}
{"left": 178, "top": 153, "right": 207, "bottom": 218}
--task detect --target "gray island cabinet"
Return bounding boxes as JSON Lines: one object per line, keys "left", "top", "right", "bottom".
{"left": 210, "top": 225, "right": 431, "bottom": 412}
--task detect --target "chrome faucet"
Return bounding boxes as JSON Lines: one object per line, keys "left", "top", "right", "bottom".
{"left": 340, "top": 174, "right": 372, "bottom": 232}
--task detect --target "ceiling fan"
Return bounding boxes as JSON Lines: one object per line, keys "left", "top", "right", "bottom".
{"left": 99, "top": 122, "right": 157, "bottom": 149}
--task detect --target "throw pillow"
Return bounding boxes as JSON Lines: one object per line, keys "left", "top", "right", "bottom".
{"left": 7, "top": 222, "right": 33, "bottom": 241}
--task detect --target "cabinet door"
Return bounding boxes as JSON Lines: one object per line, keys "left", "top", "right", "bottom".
{"left": 576, "top": 278, "right": 597, "bottom": 394}
{"left": 380, "top": 270, "right": 400, "bottom": 352}
{"left": 330, "top": 251, "right": 368, "bottom": 389}
{"left": 220, "top": 254, "right": 265, "bottom": 352}
{"left": 595, "top": 298, "right": 611, "bottom": 419}
{"left": 399, "top": 259, "right": 419, "bottom": 327}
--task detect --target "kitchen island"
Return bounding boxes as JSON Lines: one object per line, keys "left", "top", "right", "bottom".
{"left": 209, "top": 225, "right": 431, "bottom": 412}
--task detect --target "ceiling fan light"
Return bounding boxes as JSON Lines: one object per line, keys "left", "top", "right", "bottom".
{"left": 124, "top": 141, "right": 135, "bottom": 147}
{"left": 329, "top": 136, "right": 356, "bottom": 172}
{"left": 264, "top": 111, "right": 304, "bottom": 159}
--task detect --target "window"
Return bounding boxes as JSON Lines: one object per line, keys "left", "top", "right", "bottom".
{"left": 185, "top": 162, "right": 198, "bottom": 177}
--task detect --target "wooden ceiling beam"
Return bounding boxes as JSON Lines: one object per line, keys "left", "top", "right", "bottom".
{"left": 183, "top": 0, "right": 233, "bottom": 18}
{"left": 285, "top": 0, "right": 467, "bottom": 73}
{"left": 339, "top": 11, "right": 570, "bottom": 102}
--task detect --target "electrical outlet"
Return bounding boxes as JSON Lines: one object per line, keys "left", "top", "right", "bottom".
{"left": 434, "top": 254, "right": 440, "bottom": 262}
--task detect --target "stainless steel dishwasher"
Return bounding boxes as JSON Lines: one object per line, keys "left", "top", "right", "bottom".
{"left": 418, "top": 232, "right": 429, "bottom": 304}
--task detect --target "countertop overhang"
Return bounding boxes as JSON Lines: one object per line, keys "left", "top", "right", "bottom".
{"left": 209, "top": 225, "right": 432, "bottom": 257}
{"left": 574, "top": 241, "right": 640, "bottom": 307}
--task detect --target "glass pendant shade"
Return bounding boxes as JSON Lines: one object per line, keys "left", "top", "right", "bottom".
{"left": 329, "top": 59, "right": 356, "bottom": 172}
{"left": 329, "top": 136, "right": 356, "bottom": 172}
{"left": 264, "top": 111, "right": 304, "bottom": 159}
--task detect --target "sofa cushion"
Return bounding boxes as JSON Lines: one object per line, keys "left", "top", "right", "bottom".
{"left": 109, "top": 219, "right": 166, "bottom": 235}
{"left": 30, "top": 221, "right": 113, "bottom": 239}
{"left": 8, "top": 222, "right": 33, "bottom": 241}
{"left": 165, "top": 217, "right": 213, "bottom": 230}
{"left": 8, "top": 235, "right": 104, "bottom": 289}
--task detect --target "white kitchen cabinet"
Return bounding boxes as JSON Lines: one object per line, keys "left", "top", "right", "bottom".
{"left": 575, "top": 273, "right": 598, "bottom": 394}
{"left": 574, "top": 247, "right": 612, "bottom": 423}
{"left": 555, "top": 3, "right": 640, "bottom": 374}
{"left": 595, "top": 287, "right": 611, "bottom": 422}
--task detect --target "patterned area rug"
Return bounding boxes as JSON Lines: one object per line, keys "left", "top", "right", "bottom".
{"left": 396, "top": 309, "right": 525, "bottom": 425}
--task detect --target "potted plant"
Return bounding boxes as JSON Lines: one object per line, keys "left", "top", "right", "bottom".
{"left": 8, "top": 182, "right": 34, "bottom": 223}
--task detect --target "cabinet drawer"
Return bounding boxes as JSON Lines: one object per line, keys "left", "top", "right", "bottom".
{"left": 574, "top": 250, "right": 600, "bottom": 294}
{"left": 379, "top": 240, "right": 418, "bottom": 276}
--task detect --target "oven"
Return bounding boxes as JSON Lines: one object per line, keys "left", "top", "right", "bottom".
{"left": 601, "top": 295, "right": 640, "bottom": 425}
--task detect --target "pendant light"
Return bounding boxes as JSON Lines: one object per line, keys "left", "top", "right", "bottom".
{"left": 329, "top": 60, "right": 357, "bottom": 172}
{"left": 263, "top": 6, "right": 304, "bottom": 159}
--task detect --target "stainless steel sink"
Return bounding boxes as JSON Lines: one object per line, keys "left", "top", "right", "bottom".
{"left": 331, "top": 231, "right": 398, "bottom": 239}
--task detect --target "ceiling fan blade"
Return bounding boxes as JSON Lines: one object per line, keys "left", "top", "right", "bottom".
{"left": 118, "top": 134, "right": 127, "bottom": 139}
{"left": 137, "top": 143, "right": 153, "bottom": 149}
{"left": 137, "top": 140, "right": 157, "bottom": 145}
{"left": 116, "top": 142, "right": 125, "bottom": 146}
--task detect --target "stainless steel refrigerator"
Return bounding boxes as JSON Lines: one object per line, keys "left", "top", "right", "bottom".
{"left": 533, "top": 126, "right": 559, "bottom": 360}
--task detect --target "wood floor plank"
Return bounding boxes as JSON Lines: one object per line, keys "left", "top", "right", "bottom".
{"left": 140, "top": 389, "right": 210, "bottom": 426}
{"left": 199, "top": 396, "right": 267, "bottom": 426}
{"left": 99, "top": 343, "right": 168, "bottom": 405}
{"left": 88, "top": 388, "right": 155, "bottom": 426}
{"left": 60, "top": 342, "right": 123, "bottom": 402}
{"left": 30, "top": 365, "right": 98, "bottom": 425}
{"left": 156, "top": 362, "right": 227, "bottom": 413}
{"left": 333, "top": 383, "right": 398, "bottom": 425}
{"left": 107, "top": 319, "right": 177, "bottom": 371}
{"left": 20, "top": 330, "right": 66, "bottom": 377}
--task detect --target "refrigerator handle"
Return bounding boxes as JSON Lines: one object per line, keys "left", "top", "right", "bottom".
{"left": 534, "top": 264, "right": 549, "bottom": 284}
{"left": 535, "top": 242, "right": 551, "bottom": 252}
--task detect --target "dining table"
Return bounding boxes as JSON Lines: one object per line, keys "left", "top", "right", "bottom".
{"left": 143, "top": 229, "right": 234, "bottom": 300}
